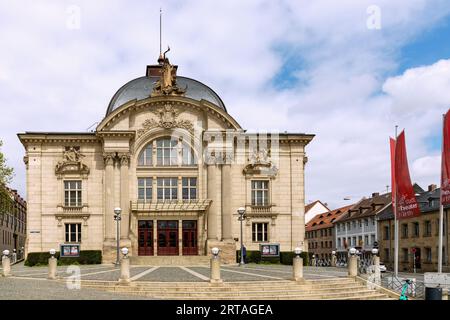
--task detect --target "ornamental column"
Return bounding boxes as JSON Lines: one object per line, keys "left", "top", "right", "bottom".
{"left": 207, "top": 156, "right": 220, "bottom": 240}
{"left": 221, "top": 163, "right": 232, "bottom": 240}
{"left": 104, "top": 153, "right": 115, "bottom": 241}
{"left": 119, "top": 153, "right": 130, "bottom": 239}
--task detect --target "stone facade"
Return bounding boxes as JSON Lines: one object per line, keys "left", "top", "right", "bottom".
{"left": 377, "top": 185, "right": 450, "bottom": 272}
{"left": 0, "top": 187, "right": 27, "bottom": 255}
{"left": 18, "top": 57, "right": 314, "bottom": 264}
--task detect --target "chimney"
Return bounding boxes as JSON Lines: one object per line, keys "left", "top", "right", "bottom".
{"left": 428, "top": 184, "right": 437, "bottom": 192}
{"left": 372, "top": 192, "right": 380, "bottom": 198}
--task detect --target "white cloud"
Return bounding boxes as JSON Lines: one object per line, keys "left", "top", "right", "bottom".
{"left": 1, "top": 0, "right": 450, "bottom": 209}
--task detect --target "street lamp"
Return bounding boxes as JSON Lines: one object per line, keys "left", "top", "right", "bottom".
{"left": 371, "top": 248, "right": 379, "bottom": 256}
{"left": 114, "top": 207, "right": 122, "bottom": 266}
{"left": 121, "top": 247, "right": 129, "bottom": 258}
{"left": 2, "top": 250, "right": 9, "bottom": 257}
{"left": 349, "top": 247, "right": 356, "bottom": 256}
{"left": 294, "top": 247, "right": 302, "bottom": 257}
{"left": 237, "top": 207, "right": 246, "bottom": 266}
{"left": 49, "top": 248, "right": 56, "bottom": 258}
{"left": 211, "top": 247, "right": 220, "bottom": 258}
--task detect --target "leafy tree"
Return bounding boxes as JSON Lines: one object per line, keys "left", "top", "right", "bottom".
{"left": 0, "top": 139, "right": 14, "bottom": 186}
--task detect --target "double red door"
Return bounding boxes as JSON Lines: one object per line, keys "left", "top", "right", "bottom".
{"left": 157, "top": 220, "right": 179, "bottom": 255}
{"left": 138, "top": 220, "right": 153, "bottom": 256}
{"left": 182, "top": 220, "right": 198, "bottom": 255}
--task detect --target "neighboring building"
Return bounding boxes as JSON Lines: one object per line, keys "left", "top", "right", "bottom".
{"left": 18, "top": 53, "right": 314, "bottom": 264}
{"left": 377, "top": 184, "right": 450, "bottom": 272}
{"left": 305, "top": 200, "right": 330, "bottom": 224}
{"left": 334, "top": 192, "right": 390, "bottom": 262}
{"left": 305, "top": 205, "right": 351, "bottom": 262}
{"left": 0, "top": 186, "right": 27, "bottom": 254}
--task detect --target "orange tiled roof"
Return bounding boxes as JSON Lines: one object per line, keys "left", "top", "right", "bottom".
{"left": 305, "top": 205, "right": 353, "bottom": 231}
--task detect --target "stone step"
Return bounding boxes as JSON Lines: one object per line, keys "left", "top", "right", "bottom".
{"left": 96, "top": 288, "right": 390, "bottom": 300}
{"left": 82, "top": 283, "right": 364, "bottom": 293}
{"left": 129, "top": 256, "right": 211, "bottom": 266}
{"left": 78, "top": 278, "right": 357, "bottom": 288}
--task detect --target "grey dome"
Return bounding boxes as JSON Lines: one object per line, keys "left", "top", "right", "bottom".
{"left": 106, "top": 76, "right": 226, "bottom": 115}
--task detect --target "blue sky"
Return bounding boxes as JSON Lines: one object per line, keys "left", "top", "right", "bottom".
{"left": 1, "top": 0, "right": 450, "bottom": 208}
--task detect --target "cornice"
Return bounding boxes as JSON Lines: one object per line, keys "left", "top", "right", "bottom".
{"left": 17, "top": 133, "right": 99, "bottom": 145}
{"left": 96, "top": 96, "right": 242, "bottom": 132}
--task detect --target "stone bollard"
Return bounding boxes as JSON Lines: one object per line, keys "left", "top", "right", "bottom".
{"left": 348, "top": 255, "right": 358, "bottom": 277}
{"left": 293, "top": 256, "right": 304, "bottom": 281}
{"left": 119, "top": 247, "right": 131, "bottom": 284}
{"left": 48, "top": 257, "right": 57, "bottom": 279}
{"left": 210, "top": 247, "right": 222, "bottom": 284}
{"left": 2, "top": 250, "right": 11, "bottom": 277}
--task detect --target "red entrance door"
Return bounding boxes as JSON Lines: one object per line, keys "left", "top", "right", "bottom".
{"left": 138, "top": 220, "right": 153, "bottom": 256}
{"left": 182, "top": 220, "right": 198, "bottom": 255}
{"left": 157, "top": 220, "right": 179, "bottom": 255}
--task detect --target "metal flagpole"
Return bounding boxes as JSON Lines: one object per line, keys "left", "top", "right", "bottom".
{"left": 159, "top": 8, "right": 162, "bottom": 56}
{"left": 439, "top": 114, "right": 445, "bottom": 273}
{"left": 394, "top": 125, "right": 399, "bottom": 277}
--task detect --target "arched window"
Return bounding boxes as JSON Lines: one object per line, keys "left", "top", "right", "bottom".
{"left": 138, "top": 137, "right": 196, "bottom": 167}
{"left": 138, "top": 144, "right": 152, "bottom": 166}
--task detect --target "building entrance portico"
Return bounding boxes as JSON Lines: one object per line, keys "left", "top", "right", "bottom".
{"left": 136, "top": 217, "right": 200, "bottom": 257}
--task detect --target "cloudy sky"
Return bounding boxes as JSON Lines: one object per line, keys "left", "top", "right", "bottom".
{"left": 1, "top": 0, "right": 450, "bottom": 208}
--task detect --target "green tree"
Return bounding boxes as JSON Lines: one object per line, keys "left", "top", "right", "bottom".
{"left": 0, "top": 139, "right": 14, "bottom": 186}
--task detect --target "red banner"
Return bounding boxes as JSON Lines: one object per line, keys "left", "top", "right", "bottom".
{"left": 390, "top": 137, "right": 396, "bottom": 206}
{"left": 441, "top": 110, "right": 450, "bottom": 205}
{"left": 395, "top": 131, "right": 420, "bottom": 219}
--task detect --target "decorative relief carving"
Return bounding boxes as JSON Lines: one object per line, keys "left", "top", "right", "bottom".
{"left": 55, "top": 147, "right": 89, "bottom": 175}
{"left": 23, "top": 155, "right": 29, "bottom": 169}
{"left": 118, "top": 153, "right": 131, "bottom": 166}
{"left": 243, "top": 148, "right": 278, "bottom": 177}
{"left": 137, "top": 103, "right": 193, "bottom": 138}
{"left": 103, "top": 152, "right": 115, "bottom": 166}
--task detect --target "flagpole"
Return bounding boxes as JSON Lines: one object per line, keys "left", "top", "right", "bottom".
{"left": 394, "top": 125, "right": 399, "bottom": 277}
{"left": 439, "top": 114, "right": 445, "bottom": 273}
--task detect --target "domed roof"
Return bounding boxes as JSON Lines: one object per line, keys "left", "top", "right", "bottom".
{"left": 106, "top": 75, "right": 226, "bottom": 116}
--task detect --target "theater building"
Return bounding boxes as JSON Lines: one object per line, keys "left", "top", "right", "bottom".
{"left": 18, "top": 53, "right": 314, "bottom": 263}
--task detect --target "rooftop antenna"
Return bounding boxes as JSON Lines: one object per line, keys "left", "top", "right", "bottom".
{"left": 157, "top": 8, "right": 165, "bottom": 65}
{"left": 159, "top": 8, "right": 162, "bottom": 56}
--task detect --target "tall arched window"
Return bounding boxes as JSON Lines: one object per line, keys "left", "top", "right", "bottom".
{"left": 137, "top": 137, "right": 196, "bottom": 167}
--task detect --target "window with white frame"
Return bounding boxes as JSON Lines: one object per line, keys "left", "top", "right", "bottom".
{"left": 65, "top": 223, "right": 81, "bottom": 243}
{"left": 156, "top": 138, "right": 178, "bottom": 166}
{"left": 157, "top": 178, "right": 178, "bottom": 200}
{"left": 64, "top": 181, "right": 82, "bottom": 207}
{"left": 182, "top": 177, "right": 197, "bottom": 200}
{"left": 252, "top": 223, "right": 268, "bottom": 242}
{"left": 337, "top": 238, "right": 341, "bottom": 248}
{"left": 371, "top": 234, "right": 375, "bottom": 245}
{"left": 137, "top": 178, "right": 152, "bottom": 201}
{"left": 138, "top": 144, "right": 153, "bottom": 166}
{"left": 251, "top": 180, "right": 269, "bottom": 206}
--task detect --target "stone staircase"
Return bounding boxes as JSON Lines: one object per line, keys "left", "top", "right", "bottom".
{"left": 77, "top": 277, "right": 397, "bottom": 300}
{"left": 129, "top": 255, "right": 211, "bottom": 266}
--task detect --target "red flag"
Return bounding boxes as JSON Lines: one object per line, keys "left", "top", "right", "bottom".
{"left": 390, "top": 137, "right": 396, "bottom": 206}
{"left": 395, "top": 131, "right": 420, "bottom": 219}
{"left": 441, "top": 110, "right": 450, "bottom": 205}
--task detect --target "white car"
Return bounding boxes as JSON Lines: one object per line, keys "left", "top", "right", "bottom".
{"left": 379, "top": 263, "right": 387, "bottom": 273}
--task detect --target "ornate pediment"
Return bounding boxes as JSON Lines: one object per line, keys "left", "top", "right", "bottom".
{"left": 243, "top": 148, "right": 278, "bottom": 177}
{"left": 137, "top": 103, "right": 194, "bottom": 138}
{"left": 55, "top": 147, "right": 89, "bottom": 176}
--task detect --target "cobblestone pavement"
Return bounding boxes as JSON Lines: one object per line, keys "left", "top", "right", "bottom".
{"left": 0, "top": 262, "right": 353, "bottom": 299}
{"left": 0, "top": 277, "right": 152, "bottom": 300}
